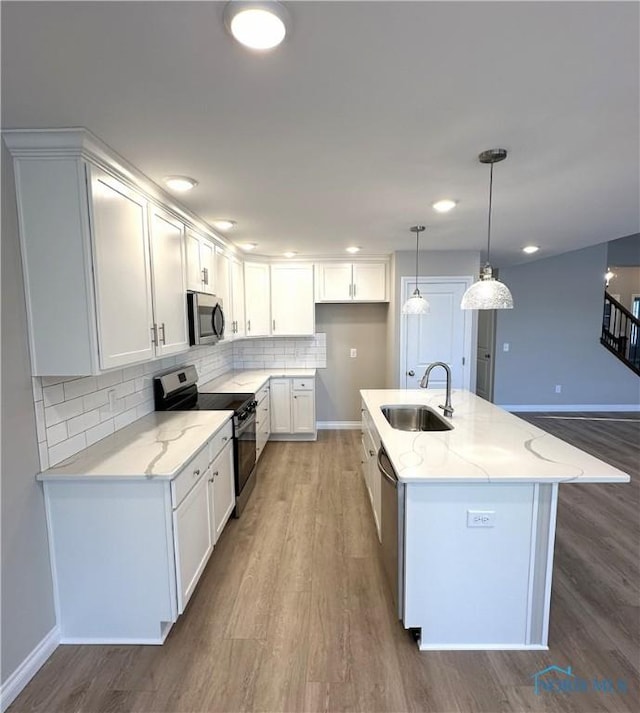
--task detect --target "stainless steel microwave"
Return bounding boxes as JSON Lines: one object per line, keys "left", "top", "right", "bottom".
{"left": 187, "top": 292, "right": 225, "bottom": 345}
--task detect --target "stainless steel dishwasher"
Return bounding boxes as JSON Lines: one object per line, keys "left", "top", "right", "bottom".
{"left": 378, "top": 446, "right": 405, "bottom": 620}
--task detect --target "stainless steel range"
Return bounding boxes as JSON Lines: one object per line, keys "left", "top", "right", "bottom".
{"left": 154, "top": 365, "right": 258, "bottom": 516}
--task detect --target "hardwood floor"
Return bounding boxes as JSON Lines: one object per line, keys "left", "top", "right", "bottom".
{"left": 9, "top": 418, "right": 640, "bottom": 713}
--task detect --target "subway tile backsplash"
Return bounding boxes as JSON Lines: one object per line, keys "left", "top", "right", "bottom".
{"left": 32, "top": 334, "right": 326, "bottom": 470}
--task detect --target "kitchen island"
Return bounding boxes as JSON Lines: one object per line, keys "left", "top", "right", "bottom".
{"left": 360, "top": 389, "right": 630, "bottom": 651}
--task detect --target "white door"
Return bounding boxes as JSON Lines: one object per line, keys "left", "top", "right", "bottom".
{"left": 89, "top": 168, "right": 155, "bottom": 370}
{"left": 149, "top": 207, "right": 189, "bottom": 356}
{"left": 271, "top": 263, "right": 314, "bottom": 335}
{"left": 244, "top": 262, "right": 270, "bottom": 336}
{"left": 270, "top": 379, "right": 292, "bottom": 433}
{"left": 292, "top": 390, "right": 315, "bottom": 433}
{"left": 400, "top": 277, "right": 472, "bottom": 390}
{"left": 209, "top": 441, "right": 235, "bottom": 544}
{"left": 352, "top": 263, "right": 387, "bottom": 301}
{"left": 476, "top": 310, "right": 496, "bottom": 402}
{"left": 231, "top": 257, "right": 246, "bottom": 338}
{"left": 315, "top": 264, "right": 352, "bottom": 301}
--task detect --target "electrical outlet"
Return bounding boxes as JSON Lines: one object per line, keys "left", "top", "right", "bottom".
{"left": 503, "top": 343, "right": 510, "bottom": 352}
{"left": 555, "top": 384, "right": 562, "bottom": 394}
{"left": 467, "top": 510, "right": 496, "bottom": 528}
{"left": 350, "top": 348, "right": 357, "bottom": 358}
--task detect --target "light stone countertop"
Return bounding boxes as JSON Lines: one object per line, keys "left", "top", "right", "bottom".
{"left": 199, "top": 368, "right": 316, "bottom": 395}
{"left": 37, "top": 410, "right": 233, "bottom": 480}
{"left": 361, "top": 389, "right": 631, "bottom": 485}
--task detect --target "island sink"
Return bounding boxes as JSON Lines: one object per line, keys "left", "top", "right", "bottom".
{"left": 381, "top": 405, "right": 453, "bottom": 432}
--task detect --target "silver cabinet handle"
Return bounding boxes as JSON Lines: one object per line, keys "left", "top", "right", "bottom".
{"left": 353, "top": 283, "right": 356, "bottom": 297}
{"left": 222, "top": 436, "right": 228, "bottom": 442}
{"left": 213, "top": 471, "right": 219, "bottom": 478}
{"left": 247, "top": 319, "right": 251, "bottom": 332}
{"left": 273, "top": 319, "right": 276, "bottom": 331}
{"left": 202, "top": 267, "right": 209, "bottom": 285}
{"left": 159, "top": 323, "right": 166, "bottom": 345}
{"left": 369, "top": 449, "right": 376, "bottom": 456}
{"left": 208, "top": 477, "right": 215, "bottom": 483}
{"left": 151, "top": 324, "right": 158, "bottom": 346}
{"left": 348, "top": 284, "right": 352, "bottom": 298}
{"left": 193, "top": 468, "right": 200, "bottom": 478}
{"left": 407, "top": 370, "right": 415, "bottom": 376}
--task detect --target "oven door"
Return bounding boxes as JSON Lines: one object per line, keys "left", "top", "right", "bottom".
{"left": 235, "top": 411, "right": 257, "bottom": 494}
{"left": 188, "top": 292, "right": 225, "bottom": 345}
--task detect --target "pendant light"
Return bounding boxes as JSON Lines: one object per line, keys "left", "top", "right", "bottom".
{"left": 402, "top": 225, "right": 430, "bottom": 315}
{"left": 460, "top": 149, "right": 514, "bottom": 310}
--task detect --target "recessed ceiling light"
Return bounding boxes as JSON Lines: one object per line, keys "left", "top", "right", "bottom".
{"left": 283, "top": 251, "right": 297, "bottom": 258}
{"left": 432, "top": 199, "right": 457, "bottom": 213}
{"left": 212, "top": 220, "right": 237, "bottom": 231}
{"left": 164, "top": 175, "right": 198, "bottom": 192}
{"left": 224, "top": 1, "right": 289, "bottom": 50}
{"left": 346, "top": 246, "right": 361, "bottom": 254}
{"left": 240, "top": 242, "right": 258, "bottom": 251}
{"left": 522, "top": 245, "right": 540, "bottom": 254}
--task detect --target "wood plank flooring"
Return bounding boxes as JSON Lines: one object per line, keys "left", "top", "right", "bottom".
{"left": 8, "top": 417, "right": 640, "bottom": 713}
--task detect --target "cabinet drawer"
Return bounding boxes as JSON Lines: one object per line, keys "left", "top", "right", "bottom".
{"left": 208, "top": 420, "right": 233, "bottom": 464}
{"left": 292, "top": 378, "right": 313, "bottom": 391}
{"left": 172, "top": 445, "right": 210, "bottom": 508}
{"left": 257, "top": 384, "right": 270, "bottom": 403}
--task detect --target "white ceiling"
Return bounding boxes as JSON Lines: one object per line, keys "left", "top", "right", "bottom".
{"left": 2, "top": 1, "right": 639, "bottom": 265}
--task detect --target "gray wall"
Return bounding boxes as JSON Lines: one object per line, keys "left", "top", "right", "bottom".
{"left": 494, "top": 242, "right": 640, "bottom": 407}
{"left": 316, "top": 303, "right": 388, "bottom": 422}
{"left": 1, "top": 144, "right": 57, "bottom": 683}
{"left": 388, "top": 250, "right": 480, "bottom": 389}
{"left": 607, "top": 233, "right": 640, "bottom": 266}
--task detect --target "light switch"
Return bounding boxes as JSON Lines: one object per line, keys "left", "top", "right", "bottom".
{"left": 503, "top": 343, "right": 510, "bottom": 352}
{"left": 350, "top": 348, "right": 357, "bottom": 358}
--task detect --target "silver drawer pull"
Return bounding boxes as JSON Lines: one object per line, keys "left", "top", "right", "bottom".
{"left": 193, "top": 469, "right": 200, "bottom": 477}
{"left": 208, "top": 477, "right": 215, "bottom": 483}
{"left": 222, "top": 436, "right": 228, "bottom": 442}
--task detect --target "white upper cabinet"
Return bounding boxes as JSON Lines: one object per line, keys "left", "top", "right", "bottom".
{"left": 270, "top": 263, "right": 315, "bottom": 336}
{"left": 231, "top": 256, "right": 246, "bottom": 339}
{"left": 148, "top": 206, "right": 189, "bottom": 357}
{"left": 315, "top": 262, "right": 388, "bottom": 303}
{"left": 215, "top": 247, "right": 232, "bottom": 338}
{"left": 186, "top": 230, "right": 215, "bottom": 294}
{"left": 244, "top": 262, "right": 270, "bottom": 337}
{"left": 90, "top": 169, "right": 155, "bottom": 370}
{"left": 5, "top": 129, "right": 194, "bottom": 375}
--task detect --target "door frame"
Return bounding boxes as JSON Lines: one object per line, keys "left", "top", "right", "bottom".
{"left": 399, "top": 276, "right": 474, "bottom": 390}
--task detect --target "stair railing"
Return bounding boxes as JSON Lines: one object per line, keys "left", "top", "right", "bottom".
{"left": 601, "top": 292, "right": 640, "bottom": 376}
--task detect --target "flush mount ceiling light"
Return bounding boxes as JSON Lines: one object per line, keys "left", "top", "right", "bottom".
{"left": 224, "top": 1, "right": 289, "bottom": 50}
{"left": 240, "top": 242, "right": 258, "bottom": 251}
{"left": 212, "top": 219, "right": 237, "bottom": 231}
{"left": 346, "top": 246, "right": 361, "bottom": 254}
{"left": 283, "top": 251, "right": 297, "bottom": 258}
{"left": 164, "top": 175, "right": 198, "bottom": 192}
{"left": 522, "top": 245, "right": 539, "bottom": 254}
{"left": 432, "top": 199, "right": 457, "bottom": 213}
{"left": 402, "top": 225, "right": 430, "bottom": 315}
{"left": 461, "top": 149, "right": 514, "bottom": 310}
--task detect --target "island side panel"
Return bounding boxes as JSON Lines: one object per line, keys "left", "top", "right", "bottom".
{"left": 44, "top": 479, "right": 177, "bottom": 643}
{"left": 404, "top": 482, "right": 536, "bottom": 649}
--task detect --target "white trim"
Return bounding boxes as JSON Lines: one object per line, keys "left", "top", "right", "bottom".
{"left": 0, "top": 625, "right": 60, "bottom": 712}
{"left": 59, "top": 635, "right": 165, "bottom": 645}
{"left": 525, "top": 483, "right": 540, "bottom": 646}
{"left": 499, "top": 403, "right": 640, "bottom": 412}
{"left": 540, "top": 484, "right": 559, "bottom": 648}
{"left": 417, "top": 641, "right": 548, "bottom": 651}
{"left": 316, "top": 421, "right": 361, "bottom": 430}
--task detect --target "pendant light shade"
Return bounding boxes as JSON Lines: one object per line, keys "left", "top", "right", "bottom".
{"left": 461, "top": 148, "right": 514, "bottom": 310}
{"left": 402, "top": 225, "right": 430, "bottom": 315}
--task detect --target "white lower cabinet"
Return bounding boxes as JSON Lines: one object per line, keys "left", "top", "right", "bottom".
{"left": 41, "top": 419, "right": 233, "bottom": 643}
{"left": 270, "top": 377, "right": 316, "bottom": 439}
{"left": 361, "top": 404, "right": 381, "bottom": 541}
{"left": 256, "top": 383, "right": 271, "bottom": 461}
{"left": 208, "top": 440, "right": 235, "bottom": 544}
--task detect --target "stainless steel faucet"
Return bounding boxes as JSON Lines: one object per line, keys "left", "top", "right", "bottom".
{"left": 420, "top": 361, "right": 454, "bottom": 417}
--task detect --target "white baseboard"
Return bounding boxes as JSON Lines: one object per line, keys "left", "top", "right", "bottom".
{"left": 499, "top": 404, "right": 640, "bottom": 413}
{"left": 0, "top": 625, "right": 60, "bottom": 712}
{"left": 317, "top": 421, "right": 361, "bottom": 430}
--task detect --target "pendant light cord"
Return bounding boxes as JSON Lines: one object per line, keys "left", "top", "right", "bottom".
{"left": 486, "top": 161, "right": 494, "bottom": 265}
{"left": 415, "top": 228, "right": 419, "bottom": 289}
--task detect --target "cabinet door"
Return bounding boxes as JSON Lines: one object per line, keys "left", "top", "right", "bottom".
{"left": 270, "top": 379, "right": 292, "bottom": 433}
{"left": 215, "top": 248, "right": 233, "bottom": 338}
{"left": 90, "top": 168, "right": 155, "bottom": 370}
{"left": 209, "top": 441, "right": 235, "bottom": 545}
{"left": 315, "top": 263, "right": 353, "bottom": 302}
{"left": 369, "top": 454, "right": 381, "bottom": 541}
{"left": 173, "top": 473, "right": 213, "bottom": 614}
{"left": 231, "top": 256, "right": 246, "bottom": 339}
{"left": 199, "top": 238, "right": 215, "bottom": 294}
{"left": 149, "top": 206, "right": 189, "bottom": 356}
{"left": 271, "top": 264, "right": 315, "bottom": 335}
{"left": 292, "top": 389, "right": 315, "bottom": 434}
{"left": 186, "top": 230, "right": 203, "bottom": 292}
{"left": 244, "top": 262, "right": 270, "bottom": 336}
{"left": 352, "top": 263, "right": 387, "bottom": 301}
